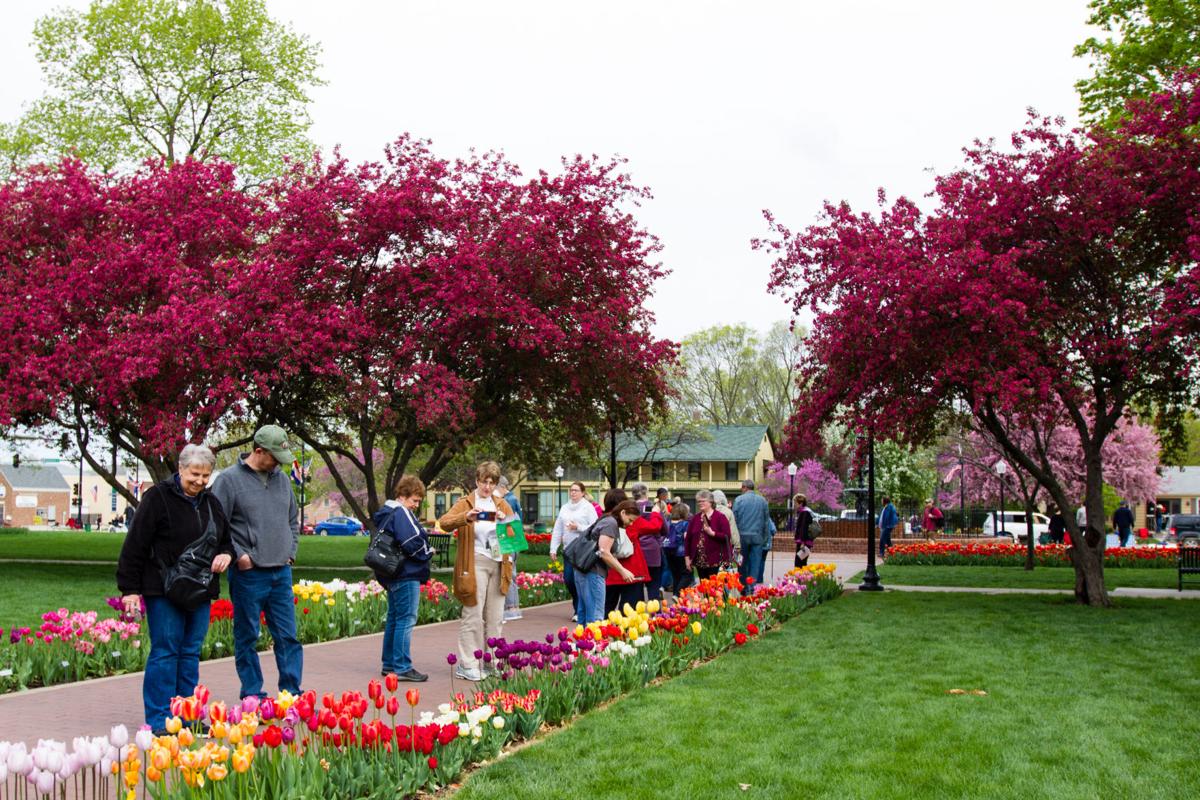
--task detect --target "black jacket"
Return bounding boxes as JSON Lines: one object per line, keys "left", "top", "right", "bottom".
{"left": 116, "top": 477, "right": 235, "bottom": 599}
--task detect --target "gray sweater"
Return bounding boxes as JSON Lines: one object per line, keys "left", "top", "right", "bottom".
{"left": 210, "top": 457, "right": 300, "bottom": 568}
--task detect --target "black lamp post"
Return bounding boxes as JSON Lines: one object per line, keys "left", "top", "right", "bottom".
{"left": 959, "top": 444, "right": 966, "bottom": 535}
{"left": 783, "top": 462, "right": 797, "bottom": 582}
{"left": 859, "top": 432, "right": 883, "bottom": 591}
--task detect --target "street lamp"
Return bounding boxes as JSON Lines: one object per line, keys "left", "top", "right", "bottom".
{"left": 554, "top": 465, "right": 564, "bottom": 511}
{"left": 859, "top": 432, "right": 883, "bottom": 591}
{"left": 994, "top": 460, "right": 1008, "bottom": 539}
{"left": 958, "top": 443, "right": 966, "bottom": 535}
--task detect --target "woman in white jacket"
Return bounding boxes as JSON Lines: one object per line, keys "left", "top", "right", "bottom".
{"left": 549, "top": 481, "right": 598, "bottom": 622}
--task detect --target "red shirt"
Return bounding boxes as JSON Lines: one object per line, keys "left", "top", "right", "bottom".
{"left": 605, "top": 527, "right": 650, "bottom": 586}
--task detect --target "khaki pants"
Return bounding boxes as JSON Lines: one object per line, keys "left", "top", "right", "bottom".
{"left": 458, "top": 556, "right": 504, "bottom": 671}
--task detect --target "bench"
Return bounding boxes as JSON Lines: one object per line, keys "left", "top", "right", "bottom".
{"left": 428, "top": 532, "right": 452, "bottom": 569}
{"left": 1179, "top": 546, "right": 1200, "bottom": 591}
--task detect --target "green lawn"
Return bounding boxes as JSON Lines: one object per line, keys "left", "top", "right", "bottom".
{"left": 850, "top": 565, "right": 1181, "bottom": 590}
{"left": 456, "top": 592, "right": 1200, "bottom": 800}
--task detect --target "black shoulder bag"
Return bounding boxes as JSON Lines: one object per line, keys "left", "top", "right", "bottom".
{"left": 563, "top": 519, "right": 602, "bottom": 573}
{"left": 363, "top": 507, "right": 407, "bottom": 579}
{"left": 157, "top": 499, "right": 219, "bottom": 612}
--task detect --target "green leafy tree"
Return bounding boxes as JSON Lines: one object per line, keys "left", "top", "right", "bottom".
{"left": 0, "top": 0, "right": 323, "bottom": 182}
{"left": 1075, "top": 0, "right": 1200, "bottom": 124}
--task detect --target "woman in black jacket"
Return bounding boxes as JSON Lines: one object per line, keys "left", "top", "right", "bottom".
{"left": 116, "top": 444, "right": 234, "bottom": 733}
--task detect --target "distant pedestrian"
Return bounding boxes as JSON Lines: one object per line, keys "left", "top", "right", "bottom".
{"left": 1048, "top": 504, "right": 1067, "bottom": 544}
{"left": 878, "top": 495, "right": 898, "bottom": 559}
{"left": 498, "top": 476, "right": 524, "bottom": 622}
{"left": 1075, "top": 505, "right": 1087, "bottom": 531}
{"left": 792, "top": 493, "right": 815, "bottom": 568}
{"left": 371, "top": 475, "right": 434, "bottom": 683}
{"left": 549, "top": 481, "right": 598, "bottom": 622}
{"left": 116, "top": 444, "right": 234, "bottom": 733}
{"left": 1154, "top": 503, "right": 1164, "bottom": 534}
{"left": 629, "top": 483, "right": 666, "bottom": 602}
{"left": 211, "top": 425, "right": 304, "bottom": 701}
{"left": 921, "top": 499, "right": 943, "bottom": 534}
{"left": 711, "top": 489, "right": 741, "bottom": 567}
{"left": 1113, "top": 500, "right": 1135, "bottom": 548}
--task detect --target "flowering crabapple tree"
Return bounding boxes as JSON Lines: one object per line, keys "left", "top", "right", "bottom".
{"left": 0, "top": 158, "right": 265, "bottom": 501}
{"left": 758, "top": 460, "right": 844, "bottom": 509}
{"left": 759, "top": 75, "right": 1200, "bottom": 606}
{"left": 246, "top": 138, "right": 675, "bottom": 523}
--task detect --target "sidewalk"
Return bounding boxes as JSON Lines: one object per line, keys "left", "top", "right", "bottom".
{"left": 0, "top": 599, "right": 573, "bottom": 747}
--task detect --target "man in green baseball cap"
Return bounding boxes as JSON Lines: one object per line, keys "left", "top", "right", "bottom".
{"left": 211, "top": 424, "right": 303, "bottom": 699}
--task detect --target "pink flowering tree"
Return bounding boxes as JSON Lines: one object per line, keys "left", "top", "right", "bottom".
{"left": 246, "top": 138, "right": 675, "bottom": 522}
{"left": 0, "top": 158, "right": 265, "bottom": 501}
{"left": 759, "top": 460, "right": 844, "bottom": 508}
{"left": 759, "top": 74, "right": 1200, "bottom": 606}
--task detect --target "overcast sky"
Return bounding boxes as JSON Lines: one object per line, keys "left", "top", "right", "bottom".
{"left": 0, "top": 0, "right": 1095, "bottom": 343}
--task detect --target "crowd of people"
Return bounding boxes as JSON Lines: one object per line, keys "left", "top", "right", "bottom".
{"left": 116, "top": 441, "right": 820, "bottom": 728}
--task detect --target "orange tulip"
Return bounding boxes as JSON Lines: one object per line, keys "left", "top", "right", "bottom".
{"left": 405, "top": 689, "right": 420, "bottom": 707}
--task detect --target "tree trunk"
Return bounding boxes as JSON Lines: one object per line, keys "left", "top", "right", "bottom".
{"left": 1072, "top": 446, "right": 1110, "bottom": 606}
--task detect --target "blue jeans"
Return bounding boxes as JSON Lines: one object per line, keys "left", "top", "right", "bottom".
{"left": 143, "top": 596, "right": 210, "bottom": 730}
{"left": 739, "top": 538, "right": 767, "bottom": 589}
{"left": 563, "top": 561, "right": 582, "bottom": 619}
{"left": 382, "top": 579, "right": 420, "bottom": 674}
{"left": 880, "top": 527, "right": 894, "bottom": 558}
{"left": 573, "top": 570, "right": 606, "bottom": 623}
{"left": 229, "top": 565, "right": 303, "bottom": 698}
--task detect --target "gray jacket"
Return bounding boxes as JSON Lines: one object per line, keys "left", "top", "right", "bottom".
{"left": 210, "top": 456, "right": 300, "bottom": 568}
{"left": 733, "top": 491, "right": 771, "bottom": 543}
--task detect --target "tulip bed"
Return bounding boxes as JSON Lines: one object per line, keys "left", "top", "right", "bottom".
{"left": 0, "top": 565, "right": 841, "bottom": 799}
{"left": 885, "top": 541, "right": 1179, "bottom": 568}
{"left": 0, "top": 573, "right": 570, "bottom": 694}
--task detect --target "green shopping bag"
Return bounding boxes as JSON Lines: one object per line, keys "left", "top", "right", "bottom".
{"left": 497, "top": 515, "right": 529, "bottom": 554}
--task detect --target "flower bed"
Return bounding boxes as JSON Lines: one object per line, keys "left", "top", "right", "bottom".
{"left": 885, "top": 541, "right": 1179, "bottom": 568}
{"left": 0, "top": 574, "right": 571, "bottom": 694}
{"left": 522, "top": 532, "right": 552, "bottom": 555}
{"left": 0, "top": 565, "right": 841, "bottom": 799}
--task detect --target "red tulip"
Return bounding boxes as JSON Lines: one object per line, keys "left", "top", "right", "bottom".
{"left": 385, "top": 672, "right": 399, "bottom": 693}
{"left": 367, "top": 679, "right": 382, "bottom": 701}
{"left": 263, "top": 725, "right": 283, "bottom": 748}
{"left": 194, "top": 684, "right": 210, "bottom": 705}
{"left": 405, "top": 689, "right": 420, "bottom": 707}
{"left": 428, "top": 756, "right": 438, "bottom": 769}
{"left": 386, "top": 696, "right": 399, "bottom": 716}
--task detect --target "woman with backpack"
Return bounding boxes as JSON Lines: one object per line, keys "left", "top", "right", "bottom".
{"left": 549, "top": 481, "right": 598, "bottom": 622}
{"left": 116, "top": 444, "right": 234, "bottom": 734}
{"left": 370, "top": 474, "right": 435, "bottom": 683}
{"left": 571, "top": 491, "right": 640, "bottom": 623}
{"left": 664, "top": 502, "right": 693, "bottom": 597}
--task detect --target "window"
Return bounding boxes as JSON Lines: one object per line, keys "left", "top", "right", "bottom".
{"left": 539, "top": 491, "right": 556, "bottom": 521}
{"left": 725, "top": 462, "right": 739, "bottom": 481}
{"left": 434, "top": 494, "right": 447, "bottom": 520}
{"left": 522, "top": 492, "right": 539, "bottom": 524}
{"left": 651, "top": 462, "right": 664, "bottom": 481}
{"left": 687, "top": 462, "right": 701, "bottom": 481}
{"left": 449, "top": 493, "right": 462, "bottom": 510}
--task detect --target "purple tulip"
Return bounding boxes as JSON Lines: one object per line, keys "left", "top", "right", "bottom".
{"left": 282, "top": 726, "right": 296, "bottom": 744}
{"left": 447, "top": 653, "right": 458, "bottom": 666}
{"left": 473, "top": 649, "right": 483, "bottom": 660}
{"left": 241, "top": 696, "right": 259, "bottom": 715}
{"left": 486, "top": 637, "right": 497, "bottom": 648}
{"left": 544, "top": 634, "right": 553, "bottom": 644}
{"left": 482, "top": 652, "right": 492, "bottom": 663}
{"left": 557, "top": 628, "right": 570, "bottom": 641}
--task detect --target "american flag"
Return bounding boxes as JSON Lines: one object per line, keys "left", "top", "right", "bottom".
{"left": 290, "top": 460, "right": 305, "bottom": 486}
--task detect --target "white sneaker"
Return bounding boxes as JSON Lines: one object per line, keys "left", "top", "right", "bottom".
{"left": 571, "top": 614, "right": 578, "bottom": 622}
{"left": 454, "top": 666, "right": 483, "bottom": 681}
{"left": 503, "top": 611, "right": 523, "bottom": 621}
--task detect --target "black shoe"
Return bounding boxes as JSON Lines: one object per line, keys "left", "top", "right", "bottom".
{"left": 395, "top": 668, "right": 428, "bottom": 682}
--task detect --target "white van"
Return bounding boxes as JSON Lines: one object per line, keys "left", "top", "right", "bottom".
{"left": 982, "top": 511, "right": 1051, "bottom": 544}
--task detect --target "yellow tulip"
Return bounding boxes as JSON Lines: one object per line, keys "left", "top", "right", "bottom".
{"left": 151, "top": 748, "right": 171, "bottom": 771}
{"left": 207, "top": 764, "right": 229, "bottom": 781}
{"left": 165, "top": 717, "right": 182, "bottom": 734}
{"left": 647, "top": 599, "right": 660, "bottom": 613}
{"left": 635, "top": 601, "right": 646, "bottom": 614}
{"left": 209, "top": 721, "right": 228, "bottom": 740}
{"left": 227, "top": 727, "right": 243, "bottom": 745}
{"left": 638, "top": 620, "right": 649, "bottom": 635}
{"left": 126, "top": 789, "right": 136, "bottom": 800}
{"left": 178, "top": 728, "right": 195, "bottom": 747}
{"left": 276, "top": 690, "right": 295, "bottom": 711}
{"left": 622, "top": 603, "right": 635, "bottom": 617}
{"left": 691, "top": 621, "right": 702, "bottom": 635}
{"left": 123, "top": 770, "right": 139, "bottom": 789}
{"left": 325, "top": 598, "right": 336, "bottom": 607}
{"left": 232, "top": 750, "right": 253, "bottom": 774}
{"left": 626, "top": 627, "right": 638, "bottom": 640}
{"left": 574, "top": 624, "right": 585, "bottom": 639}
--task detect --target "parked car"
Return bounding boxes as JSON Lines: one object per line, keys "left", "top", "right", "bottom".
{"left": 314, "top": 516, "right": 364, "bottom": 536}
{"left": 839, "top": 510, "right": 866, "bottom": 521}
{"left": 982, "top": 511, "right": 1050, "bottom": 544}
{"left": 812, "top": 512, "right": 839, "bottom": 522}
{"left": 1165, "top": 514, "right": 1200, "bottom": 545}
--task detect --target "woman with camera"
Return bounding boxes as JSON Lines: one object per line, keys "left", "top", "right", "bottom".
{"left": 116, "top": 444, "right": 234, "bottom": 733}
{"left": 438, "top": 461, "right": 515, "bottom": 682}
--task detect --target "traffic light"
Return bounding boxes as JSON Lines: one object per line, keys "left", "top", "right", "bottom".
{"left": 72, "top": 483, "right": 80, "bottom": 496}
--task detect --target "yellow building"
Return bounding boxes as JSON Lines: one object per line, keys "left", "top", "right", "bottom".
{"left": 426, "top": 425, "right": 775, "bottom": 528}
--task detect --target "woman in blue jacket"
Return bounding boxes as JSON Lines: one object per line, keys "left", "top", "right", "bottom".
{"left": 372, "top": 474, "right": 435, "bottom": 682}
